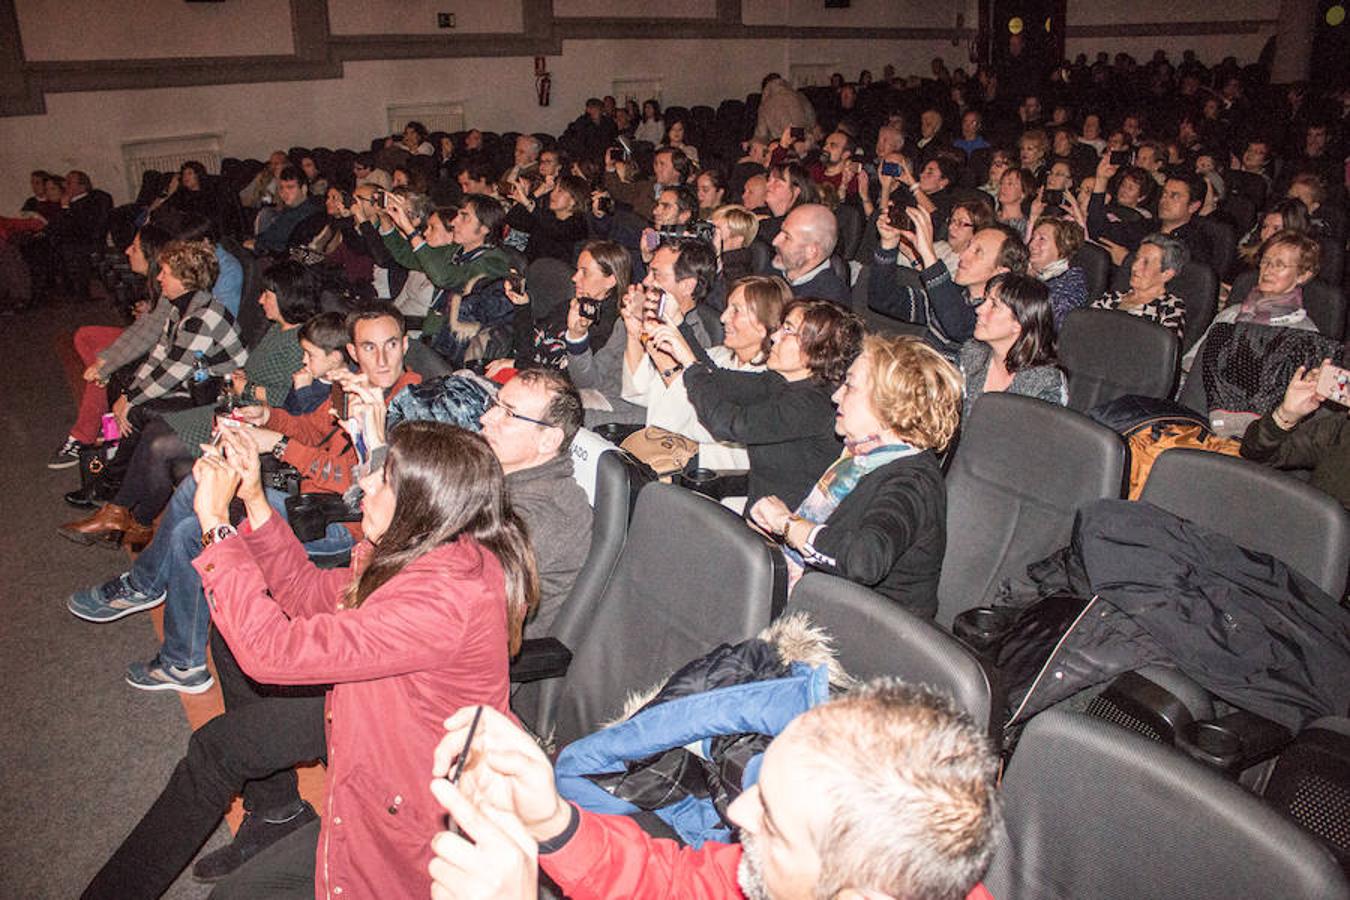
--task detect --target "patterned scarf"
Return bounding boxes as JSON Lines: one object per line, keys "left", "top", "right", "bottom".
{"left": 1238, "top": 285, "right": 1304, "bottom": 325}
{"left": 783, "top": 441, "right": 921, "bottom": 585}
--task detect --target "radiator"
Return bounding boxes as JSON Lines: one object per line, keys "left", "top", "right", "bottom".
{"left": 121, "top": 133, "right": 224, "bottom": 199}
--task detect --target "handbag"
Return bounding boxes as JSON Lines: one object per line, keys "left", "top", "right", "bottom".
{"left": 620, "top": 426, "right": 699, "bottom": 477}
{"left": 78, "top": 443, "right": 116, "bottom": 491}
{"left": 285, "top": 491, "right": 362, "bottom": 543}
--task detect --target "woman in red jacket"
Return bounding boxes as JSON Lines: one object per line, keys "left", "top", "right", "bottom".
{"left": 189, "top": 420, "right": 536, "bottom": 899}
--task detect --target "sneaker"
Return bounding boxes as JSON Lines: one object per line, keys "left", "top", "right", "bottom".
{"left": 192, "top": 801, "right": 318, "bottom": 882}
{"left": 48, "top": 437, "right": 84, "bottom": 469}
{"left": 125, "top": 656, "right": 214, "bottom": 694}
{"left": 67, "top": 574, "right": 165, "bottom": 623}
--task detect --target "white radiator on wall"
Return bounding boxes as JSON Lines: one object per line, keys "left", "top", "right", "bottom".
{"left": 386, "top": 102, "right": 466, "bottom": 138}
{"left": 612, "top": 78, "right": 663, "bottom": 109}
{"left": 121, "top": 133, "right": 224, "bottom": 198}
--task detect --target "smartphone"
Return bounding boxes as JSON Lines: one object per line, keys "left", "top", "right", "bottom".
{"left": 1316, "top": 363, "right": 1350, "bottom": 405}
{"left": 371, "top": 188, "right": 388, "bottom": 210}
{"left": 335, "top": 390, "right": 350, "bottom": 419}
{"left": 578, "top": 298, "right": 602, "bottom": 321}
{"left": 506, "top": 270, "right": 525, "bottom": 294}
{"left": 790, "top": 127, "right": 806, "bottom": 141}
{"left": 1109, "top": 150, "right": 1131, "bottom": 167}
{"left": 1042, "top": 188, "right": 1065, "bottom": 207}
{"left": 616, "top": 135, "right": 635, "bottom": 159}
{"left": 880, "top": 161, "right": 903, "bottom": 178}
{"left": 642, "top": 230, "right": 661, "bottom": 252}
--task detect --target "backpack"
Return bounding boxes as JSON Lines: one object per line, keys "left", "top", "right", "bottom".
{"left": 1088, "top": 394, "right": 1241, "bottom": 500}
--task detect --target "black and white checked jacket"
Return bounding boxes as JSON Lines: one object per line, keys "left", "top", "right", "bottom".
{"left": 127, "top": 290, "right": 248, "bottom": 406}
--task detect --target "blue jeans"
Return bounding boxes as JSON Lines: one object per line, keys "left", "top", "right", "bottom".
{"left": 127, "top": 476, "right": 354, "bottom": 669}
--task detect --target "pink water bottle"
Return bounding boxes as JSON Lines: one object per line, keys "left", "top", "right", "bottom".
{"left": 100, "top": 413, "right": 120, "bottom": 443}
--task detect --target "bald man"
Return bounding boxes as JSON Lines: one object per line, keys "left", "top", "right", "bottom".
{"left": 771, "top": 203, "right": 851, "bottom": 306}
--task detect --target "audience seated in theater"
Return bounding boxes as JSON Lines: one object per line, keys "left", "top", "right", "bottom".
{"left": 749, "top": 334, "right": 961, "bottom": 616}
{"left": 880, "top": 205, "right": 1029, "bottom": 353}
{"left": 603, "top": 145, "right": 692, "bottom": 223}
{"left": 632, "top": 274, "right": 788, "bottom": 473}
{"left": 741, "top": 171, "right": 770, "bottom": 215}
{"left": 705, "top": 204, "right": 760, "bottom": 312}
{"left": 1182, "top": 229, "right": 1323, "bottom": 372}
{"left": 1091, "top": 232, "right": 1188, "bottom": 341}
{"left": 238, "top": 150, "right": 288, "bottom": 211}
{"left": 491, "top": 240, "right": 630, "bottom": 374}
{"left": 1086, "top": 156, "right": 1158, "bottom": 254}
{"left": 562, "top": 97, "right": 620, "bottom": 167}
{"left": 954, "top": 110, "right": 992, "bottom": 159}
{"left": 634, "top": 98, "right": 664, "bottom": 144}
{"left": 771, "top": 203, "right": 850, "bottom": 306}
{"left": 639, "top": 184, "right": 698, "bottom": 265}
{"left": 1241, "top": 359, "right": 1350, "bottom": 511}
{"left": 958, "top": 273, "right": 1067, "bottom": 418}
{"left": 756, "top": 162, "right": 818, "bottom": 245}
{"left": 661, "top": 117, "right": 700, "bottom": 167}
{"left": 49, "top": 224, "right": 173, "bottom": 471}
{"left": 809, "top": 130, "right": 863, "bottom": 199}
{"left": 380, "top": 192, "right": 511, "bottom": 308}
{"left": 569, "top": 237, "right": 717, "bottom": 425}
{"left": 351, "top": 152, "right": 393, "bottom": 191}
{"left": 244, "top": 165, "right": 324, "bottom": 255}
{"left": 683, "top": 298, "right": 863, "bottom": 508}
{"left": 695, "top": 168, "right": 728, "bottom": 219}
{"left": 61, "top": 260, "right": 315, "bottom": 541}
{"left": 65, "top": 304, "right": 421, "bottom": 695}
{"left": 1235, "top": 198, "right": 1310, "bottom": 277}
{"left": 427, "top": 682, "right": 1000, "bottom": 900}
{"left": 1027, "top": 215, "right": 1090, "bottom": 325}
{"left": 505, "top": 173, "right": 590, "bottom": 264}
{"left": 44, "top": 170, "right": 108, "bottom": 301}
{"left": 58, "top": 239, "right": 247, "bottom": 550}
{"left": 144, "top": 161, "right": 230, "bottom": 238}
{"left": 994, "top": 167, "right": 1037, "bottom": 237}
{"left": 978, "top": 148, "right": 1016, "bottom": 203}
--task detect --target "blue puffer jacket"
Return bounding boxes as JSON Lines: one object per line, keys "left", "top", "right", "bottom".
{"left": 555, "top": 643, "right": 831, "bottom": 847}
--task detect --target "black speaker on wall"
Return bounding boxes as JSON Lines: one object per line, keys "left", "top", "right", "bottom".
{"left": 824, "top": 0, "right": 852, "bottom": 7}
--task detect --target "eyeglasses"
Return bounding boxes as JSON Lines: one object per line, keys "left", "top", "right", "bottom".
{"left": 486, "top": 397, "right": 555, "bottom": 429}
{"left": 1259, "top": 258, "right": 1298, "bottom": 272}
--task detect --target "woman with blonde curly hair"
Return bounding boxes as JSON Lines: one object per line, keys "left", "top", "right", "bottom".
{"left": 749, "top": 334, "right": 962, "bottom": 617}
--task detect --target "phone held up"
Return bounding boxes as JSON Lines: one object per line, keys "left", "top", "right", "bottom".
{"left": 1316, "top": 363, "right": 1350, "bottom": 406}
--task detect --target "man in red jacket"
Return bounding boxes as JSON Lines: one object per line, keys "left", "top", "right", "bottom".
{"left": 429, "top": 679, "right": 1001, "bottom": 900}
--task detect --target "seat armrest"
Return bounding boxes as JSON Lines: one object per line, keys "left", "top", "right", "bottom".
{"left": 1176, "top": 710, "right": 1294, "bottom": 776}
{"left": 509, "top": 637, "right": 573, "bottom": 684}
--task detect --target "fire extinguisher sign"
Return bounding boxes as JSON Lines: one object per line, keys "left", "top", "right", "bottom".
{"left": 534, "top": 56, "right": 547, "bottom": 76}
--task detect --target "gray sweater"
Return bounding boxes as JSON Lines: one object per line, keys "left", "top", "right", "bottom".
{"left": 96, "top": 298, "right": 172, "bottom": 378}
{"left": 507, "top": 453, "right": 594, "bottom": 637}
{"left": 958, "top": 340, "right": 1067, "bottom": 419}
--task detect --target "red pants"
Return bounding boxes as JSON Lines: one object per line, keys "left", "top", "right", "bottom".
{"left": 67, "top": 325, "right": 123, "bottom": 443}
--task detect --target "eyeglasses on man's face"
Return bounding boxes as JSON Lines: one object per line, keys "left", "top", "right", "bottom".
{"left": 486, "top": 396, "right": 554, "bottom": 428}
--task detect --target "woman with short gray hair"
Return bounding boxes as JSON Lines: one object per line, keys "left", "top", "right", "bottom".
{"left": 1090, "top": 232, "right": 1187, "bottom": 340}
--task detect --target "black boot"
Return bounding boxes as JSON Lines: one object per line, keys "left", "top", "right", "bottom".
{"left": 64, "top": 475, "right": 119, "bottom": 509}
{"left": 192, "top": 800, "right": 317, "bottom": 883}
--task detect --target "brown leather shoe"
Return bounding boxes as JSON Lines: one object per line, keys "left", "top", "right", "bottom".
{"left": 58, "top": 503, "right": 138, "bottom": 546}
{"left": 122, "top": 520, "right": 155, "bottom": 553}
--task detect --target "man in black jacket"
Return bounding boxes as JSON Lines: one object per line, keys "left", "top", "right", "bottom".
{"left": 772, "top": 204, "right": 850, "bottom": 306}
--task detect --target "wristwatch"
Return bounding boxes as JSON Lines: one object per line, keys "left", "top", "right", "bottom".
{"left": 271, "top": 436, "right": 290, "bottom": 460}
{"left": 201, "top": 523, "right": 239, "bottom": 549}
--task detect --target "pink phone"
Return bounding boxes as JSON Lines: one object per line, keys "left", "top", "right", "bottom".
{"left": 1316, "top": 364, "right": 1350, "bottom": 406}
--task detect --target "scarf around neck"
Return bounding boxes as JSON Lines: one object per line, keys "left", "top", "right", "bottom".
{"left": 1238, "top": 285, "right": 1305, "bottom": 325}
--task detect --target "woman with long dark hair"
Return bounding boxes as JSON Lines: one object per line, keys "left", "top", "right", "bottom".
{"left": 958, "top": 272, "right": 1066, "bottom": 417}
{"left": 80, "top": 420, "right": 538, "bottom": 899}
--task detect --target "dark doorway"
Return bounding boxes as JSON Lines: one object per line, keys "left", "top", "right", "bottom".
{"left": 981, "top": 0, "right": 1067, "bottom": 70}
{"left": 1311, "top": 1, "right": 1350, "bottom": 87}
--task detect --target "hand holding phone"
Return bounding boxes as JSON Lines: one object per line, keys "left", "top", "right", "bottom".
{"left": 1316, "top": 363, "right": 1350, "bottom": 406}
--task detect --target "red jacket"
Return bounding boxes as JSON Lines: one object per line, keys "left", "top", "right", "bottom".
{"left": 541, "top": 806, "right": 996, "bottom": 900}
{"left": 267, "top": 370, "right": 421, "bottom": 494}
{"left": 195, "top": 515, "right": 512, "bottom": 900}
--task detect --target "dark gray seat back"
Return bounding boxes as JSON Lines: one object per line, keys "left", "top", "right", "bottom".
{"left": 789, "top": 573, "right": 995, "bottom": 733}
{"left": 985, "top": 709, "right": 1350, "bottom": 900}
{"left": 937, "top": 394, "right": 1125, "bottom": 628}
{"left": 1059, "top": 308, "right": 1179, "bottom": 411}
{"left": 545, "top": 483, "right": 786, "bottom": 747}
{"left": 1072, "top": 241, "right": 1111, "bottom": 304}
{"left": 1140, "top": 448, "right": 1350, "bottom": 598}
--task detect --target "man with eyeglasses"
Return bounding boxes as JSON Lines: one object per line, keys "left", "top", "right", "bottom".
{"left": 479, "top": 368, "right": 593, "bottom": 637}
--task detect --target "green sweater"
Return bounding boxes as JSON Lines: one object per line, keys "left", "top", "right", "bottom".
{"left": 380, "top": 229, "right": 510, "bottom": 294}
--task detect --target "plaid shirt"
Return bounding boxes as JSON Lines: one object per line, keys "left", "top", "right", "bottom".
{"left": 127, "top": 289, "right": 247, "bottom": 406}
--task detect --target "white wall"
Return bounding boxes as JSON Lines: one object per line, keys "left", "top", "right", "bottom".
{"left": 743, "top": 0, "right": 968, "bottom": 29}
{"left": 328, "top": 0, "right": 524, "bottom": 35}
{"left": 554, "top": 0, "right": 717, "bottom": 17}
{"left": 15, "top": 0, "right": 295, "bottom": 61}
{"left": 0, "top": 35, "right": 971, "bottom": 210}
{"left": 1064, "top": 0, "right": 1277, "bottom": 65}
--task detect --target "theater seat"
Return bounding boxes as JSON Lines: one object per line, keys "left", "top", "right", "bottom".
{"left": 1058, "top": 308, "right": 1179, "bottom": 411}
{"left": 984, "top": 709, "right": 1350, "bottom": 900}
{"left": 788, "top": 573, "right": 995, "bottom": 733}
{"left": 538, "top": 482, "right": 786, "bottom": 748}
{"left": 936, "top": 394, "right": 1125, "bottom": 628}
{"left": 1071, "top": 241, "right": 1111, "bottom": 305}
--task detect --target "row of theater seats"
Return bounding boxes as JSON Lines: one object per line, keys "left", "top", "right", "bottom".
{"left": 509, "top": 392, "right": 1350, "bottom": 897}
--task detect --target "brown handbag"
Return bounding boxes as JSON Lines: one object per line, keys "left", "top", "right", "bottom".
{"left": 620, "top": 426, "right": 699, "bottom": 477}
